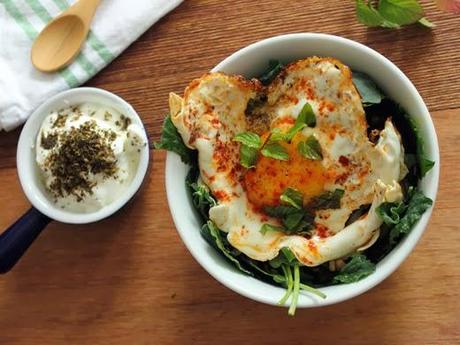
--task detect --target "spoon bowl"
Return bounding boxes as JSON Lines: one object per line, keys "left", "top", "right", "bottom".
{"left": 31, "top": 0, "right": 101, "bottom": 72}
{"left": 31, "top": 15, "right": 85, "bottom": 72}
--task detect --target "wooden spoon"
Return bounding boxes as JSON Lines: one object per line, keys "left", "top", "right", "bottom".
{"left": 31, "top": 0, "right": 101, "bottom": 73}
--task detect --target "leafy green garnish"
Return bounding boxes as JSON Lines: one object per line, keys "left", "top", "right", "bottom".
{"left": 186, "top": 172, "right": 217, "bottom": 220}
{"left": 297, "top": 102, "right": 317, "bottom": 128}
{"left": 233, "top": 132, "right": 262, "bottom": 148}
{"left": 384, "top": 189, "right": 433, "bottom": 245}
{"left": 403, "top": 113, "right": 435, "bottom": 177}
{"left": 264, "top": 205, "right": 314, "bottom": 234}
{"left": 201, "top": 221, "right": 252, "bottom": 275}
{"left": 259, "top": 59, "right": 284, "bottom": 85}
{"left": 297, "top": 136, "right": 323, "bottom": 160}
{"left": 332, "top": 254, "right": 376, "bottom": 284}
{"left": 239, "top": 145, "right": 259, "bottom": 168}
{"left": 271, "top": 103, "right": 317, "bottom": 143}
{"left": 352, "top": 71, "right": 384, "bottom": 105}
{"left": 154, "top": 115, "right": 196, "bottom": 165}
{"left": 308, "top": 189, "right": 345, "bottom": 210}
{"left": 355, "top": 0, "right": 433, "bottom": 29}
{"left": 260, "top": 223, "right": 284, "bottom": 235}
{"left": 280, "top": 188, "right": 303, "bottom": 209}
{"left": 376, "top": 201, "right": 407, "bottom": 226}
{"left": 261, "top": 142, "right": 289, "bottom": 161}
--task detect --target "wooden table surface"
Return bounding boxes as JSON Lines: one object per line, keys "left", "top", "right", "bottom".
{"left": 1, "top": 1, "right": 459, "bottom": 344}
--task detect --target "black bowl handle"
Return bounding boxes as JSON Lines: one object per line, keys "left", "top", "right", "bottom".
{"left": 0, "top": 207, "right": 51, "bottom": 273}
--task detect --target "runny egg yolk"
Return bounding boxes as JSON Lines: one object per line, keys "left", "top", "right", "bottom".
{"left": 244, "top": 131, "right": 330, "bottom": 209}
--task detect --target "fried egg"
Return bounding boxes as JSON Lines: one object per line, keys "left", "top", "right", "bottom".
{"left": 170, "top": 57, "right": 406, "bottom": 266}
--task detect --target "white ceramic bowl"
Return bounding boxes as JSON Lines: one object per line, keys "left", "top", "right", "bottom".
{"left": 17, "top": 87, "right": 150, "bottom": 224}
{"left": 165, "top": 33, "right": 440, "bottom": 307}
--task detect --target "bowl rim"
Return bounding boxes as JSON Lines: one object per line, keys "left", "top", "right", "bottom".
{"left": 165, "top": 33, "right": 440, "bottom": 307}
{"left": 17, "top": 87, "right": 150, "bottom": 224}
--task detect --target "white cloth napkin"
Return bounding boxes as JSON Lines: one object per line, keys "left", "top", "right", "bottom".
{"left": 0, "top": 0, "right": 182, "bottom": 131}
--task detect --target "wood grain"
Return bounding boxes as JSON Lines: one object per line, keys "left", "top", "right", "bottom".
{"left": 0, "top": 1, "right": 459, "bottom": 344}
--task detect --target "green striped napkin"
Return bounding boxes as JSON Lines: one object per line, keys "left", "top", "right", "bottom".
{"left": 0, "top": 0, "right": 182, "bottom": 131}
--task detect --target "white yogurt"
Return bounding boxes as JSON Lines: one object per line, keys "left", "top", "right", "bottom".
{"left": 36, "top": 102, "right": 147, "bottom": 213}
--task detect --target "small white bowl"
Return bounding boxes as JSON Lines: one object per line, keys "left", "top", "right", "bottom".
{"left": 17, "top": 87, "right": 150, "bottom": 224}
{"left": 165, "top": 33, "right": 440, "bottom": 308}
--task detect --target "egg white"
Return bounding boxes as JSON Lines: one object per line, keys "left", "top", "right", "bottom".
{"left": 170, "top": 58, "right": 406, "bottom": 266}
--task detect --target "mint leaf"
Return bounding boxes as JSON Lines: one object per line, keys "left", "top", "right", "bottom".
{"left": 154, "top": 115, "right": 196, "bottom": 165}
{"left": 352, "top": 71, "right": 384, "bottom": 105}
{"left": 378, "top": 0, "right": 424, "bottom": 26}
{"left": 260, "top": 223, "right": 284, "bottom": 235}
{"left": 355, "top": 0, "right": 387, "bottom": 27}
{"left": 259, "top": 59, "right": 284, "bottom": 85}
{"left": 261, "top": 142, "right": 289, "bottom": 161}
{"left": 264, "top": 205, "right": 314, "bottom": 234}
{"left": 309, "top": 189, "right": 344, "bottom": 210}
{"left": 233, "top": 132, "right": 262, "bottom": 149}
{"left": 280, "top": 187, "right": 303, "bottom": 209}
{"left": 297, "top": 136, "right": 322, "bottom": 160}
{"left": 332, "top": 254, "right": 375, "bottom": 284}
{"left": 418, "top": 17, "right": 435, "bottom": 27}
{"left": 239, "top": 145, "right": 258, "bottom": 168}
{"left": 297, "top": 102, "right": 316, "bottom": 127}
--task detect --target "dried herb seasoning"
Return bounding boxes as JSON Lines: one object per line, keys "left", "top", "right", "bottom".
{"left": 45, "top": 121, "right": 118, "bottom": 201}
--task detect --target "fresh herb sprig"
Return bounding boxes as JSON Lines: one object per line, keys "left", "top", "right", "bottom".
{"left": 234, "top": 102, "right": 318, "bottom": 168}
{"left": 355, "top": 0, "right": 434, "bottom": 29}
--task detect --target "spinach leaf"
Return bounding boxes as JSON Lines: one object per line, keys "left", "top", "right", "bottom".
{"left": 261, "top": 142, "right": 289, "bottom": 161}
{"left": 332, "top": 254, "right": 376, "bottom": 284}
{"left": 376, "top": 201, "right": 407, "bottom": 226}
{"left": 352, "top": 71, "right": 384, "bottom": 105}
{"left": 280, "top": 187, "right": 303, "bottom": 209}
{"left": 186, "top": 172, "right": 217, "bottom": 220}
{"left": 259, "top": 59, "right": 283, "bottom": 85}
{"left": 388, "top": 189, "right": 432, "bottom": 245}
{"left": 270, "top": 248, "right": 297, "bottom": 269}
{"left": 308, "top": 189, "right": 345, "bottom": 210}
{"left": 154, "top": 115, "right": 196, "bottom": 165}
{"left": 297, "top": 136, "right": 323, "bottom": 160}
{"left": 201, "top": 221, "right": 253, "bottom": 275}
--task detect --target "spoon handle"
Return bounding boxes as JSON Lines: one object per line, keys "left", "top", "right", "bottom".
{"left": 0, "top": 207, "right": 51, "bottom": 274}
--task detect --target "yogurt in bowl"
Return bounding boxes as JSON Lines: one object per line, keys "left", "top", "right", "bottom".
{"left": 36, "top": 102, "right": 146, "bottom": 213}
{"left": 17, "top": 87, "right": 150, "bottom": 224}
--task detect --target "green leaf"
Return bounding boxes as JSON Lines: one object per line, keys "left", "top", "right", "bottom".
{"left": 308, "top": 189, "right": 345, "bottom": 210}
{"left": 297, "top": 135, "right": 323, "bottom": 160}
{"left": 297, "top": 102, "right": 316, "bottom": 127}
{"left": 233, "top": 132, "right": 262, "bottom": 149}
{"left": 389, "top": 189, "right": 432, "bottom": 244}
{"left": 261, "top": 142, "right": 289, "bottom": 161}
{"left": 355, "top": 0, "right": 387, "bottom": 27}
{"left": 280, "top": 187, "right": 303, "bottom": 209}
{"left": 202, "top": 221, "right": 253, "bottom": 275}
{"left": 418, "top": 17, "right": 435, "bottom": 28}
{"left": 403, "top": 113, "right": 435, "bottom": 177}
{"left": 332, "top": 254, "right": 376, "bottom": 284}
{"left": 153, "top": 115, "right": 196, "bottom": 165}
{"left": 259, "top": 59, "right": 284, "bottom": 85}
{"left": 376, "top": 201, "right": 407, "bottom": 226}
{"left": 264, "top": 205, "right": 314, "bottom": 234}
{"left": 239, "top": 145, "right": 259, "bottom": 168}
{"left": 186, "top": 170, "right": 217, "bottom": 220}
{"left": 378, "top": 0, "right": 424, "bottom": 26}
{"left": 420, "top": 158, "right": 435, "bottom": 177}
{"left": 270, "top": 248, "right": 298, "bottom": 268}
{"left": 352, "top": 71, "right": 384, "bottom": 105}
{"left": 260, "top": 223, "right": 284, "bottom": 235}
